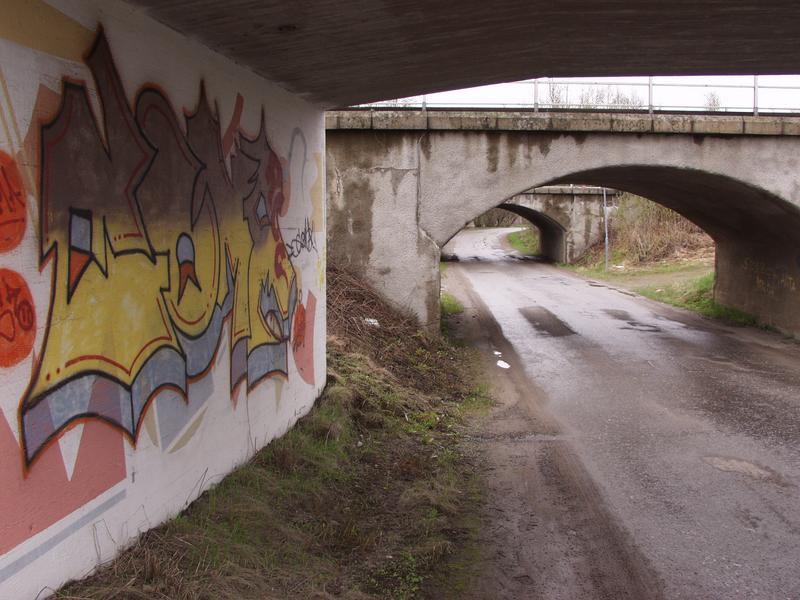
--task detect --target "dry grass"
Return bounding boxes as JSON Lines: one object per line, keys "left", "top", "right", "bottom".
{"left": 574, "top": 193, "right": 714, "bottom": 268}
{"left": 326, "top": 263, "right": 470, "bottom": 398}
{"left": 610, "top": 193, "right": 712, "bottom": 263}
{"left": 57, "top": 262, "right": 487, "bottom": 600}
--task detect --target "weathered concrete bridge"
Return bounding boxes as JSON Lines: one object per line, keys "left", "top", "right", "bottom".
{"left": 327, "top": 109, "right": 800, "bottom": 335}
{"left": 498, "top": 186, "right": 609, "bottom": 263}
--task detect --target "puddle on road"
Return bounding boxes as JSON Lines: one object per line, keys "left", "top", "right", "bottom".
{"left": 520, "top": 306, "right": 576, "bottom": 337}
{"left": 703, "top": 456, "right": 788, "bottom": 486}
{"left": 603, "top": 308, "right": 662, "bottom": 333}
{"left": 510, "top": 255, "right": 540, "bottom": 262}
{"left": 496, "top": 360, "right": 511, "bottom": 369}
{"left": 604, "top": 309, "right": 632, "bottom": 321}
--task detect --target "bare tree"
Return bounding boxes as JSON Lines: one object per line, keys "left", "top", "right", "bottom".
{"left": 608, "top": 87, "right": 643, "bottom": 108}
{"left": 704, "top": 91, "right": 721, "bottom": 111}
{"left": 578, "top": 86, "right": 607, "bottom": 108}
{"left": 546, "top": 82, "right": 568, "bottom": 106}
{"left": 382, "top": 96, "right": 420, "bottom": 108}
{"left": 578, "top": 85, "right": 643, "bottom": 109}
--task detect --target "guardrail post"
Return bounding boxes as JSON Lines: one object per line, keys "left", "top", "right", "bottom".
{"left": 648, "top": 76, "right": 653, "bottom": 114}
{"left": 534, "top": 79, "right": 539, "bottom": 112}
{"left": 753, "top": 75, "right": 759, "bottom": 116}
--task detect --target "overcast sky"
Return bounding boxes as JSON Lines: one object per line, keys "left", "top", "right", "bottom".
{"left": 375, "top": 75, "right": 800, "bottom": 113}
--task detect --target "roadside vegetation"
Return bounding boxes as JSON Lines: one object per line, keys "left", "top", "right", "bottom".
{"left": 58, "top": 264, "right": 489, "bottom": 600}
{"left": 440, "top": 292, "right": 464, "bottom": 318}
{"left": 570, "top": 192, "right": 714, "bottom": 275}
{"left": 506, "top": 226, "right": 540, "bottom": 256}
{"left": 566, "top": 192, "right": 714, "bottom": 284}
{"left": 637, "top": 273, "right": 759, "bottom": 327}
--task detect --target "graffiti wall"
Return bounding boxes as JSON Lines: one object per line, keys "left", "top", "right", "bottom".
{"left": 0, "top": 1, "right": 326, "bottom": 596}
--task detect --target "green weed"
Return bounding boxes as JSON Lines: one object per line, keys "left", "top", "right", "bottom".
{"left": 637, "top": 272, "right": 760, "bottom": 327}
{"left": 506, "top": 226, "right": 540, "bottom": 256}
{"left": 440, "top": 292, "right": 464, "bottom": 317}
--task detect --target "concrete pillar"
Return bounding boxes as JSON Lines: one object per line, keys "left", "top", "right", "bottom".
{"left": 715, "top": 240, "right": 800, "bottom": 333}
{"left": 327, "top": 131, "right": 441, "bottom": 330}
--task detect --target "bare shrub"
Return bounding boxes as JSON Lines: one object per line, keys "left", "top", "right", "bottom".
{"left": 578, "top": 86, "right": 643, "bottom": 109}
{"left": 610, "top": 193, "right": 713, "bottom": 263}
{"left": 546, "top": 82, "right": 568, "bottom": 106}
{"left": 705, "top": 91, "right": 721, "bottom": 111}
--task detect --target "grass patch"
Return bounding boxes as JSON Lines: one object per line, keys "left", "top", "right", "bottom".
{"left": 636, "top": 272, "right": 760, "bottom": 327}
{"left": 506, "top": 226, "right": 539, "bottom": 256}
{"left": 440, "top": 292, "right": 464, "bottom": 318}
{"left": 58, "top": 264, "right": 489, "bottom": 600}
{"left": 564, "top": 254, "right": 711, "bottom": 281}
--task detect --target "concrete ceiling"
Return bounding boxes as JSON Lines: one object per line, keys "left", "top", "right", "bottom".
{"left": 127, "top": 1, "right": 800, "bottom": 108}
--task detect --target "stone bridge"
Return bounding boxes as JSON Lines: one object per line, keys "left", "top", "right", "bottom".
{"left": 498, "top": 186, "right": 609, "bottom": 263}
{"left": 327, "top": 109, "right": 800, "bottom": 335}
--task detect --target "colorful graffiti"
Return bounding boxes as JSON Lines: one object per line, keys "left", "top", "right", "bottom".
{"left": 0, "top": 268, "right": 35, "bottom": 367}
{"left": 19, "top": 32, "right": 302, "bottom": 465}
{"left": 0, "top": 151, "right": 26, "bottom": 252}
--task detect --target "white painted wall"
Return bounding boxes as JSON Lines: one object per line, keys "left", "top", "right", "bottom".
{"left": 0, "top": 1, "right": 325, "bottom": 597}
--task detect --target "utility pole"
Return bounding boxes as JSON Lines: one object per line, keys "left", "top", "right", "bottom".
{"left": 603, "top": 188, "right": 610, "bottom": 272}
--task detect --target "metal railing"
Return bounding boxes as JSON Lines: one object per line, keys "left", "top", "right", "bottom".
{"left": 362, "top": 76, "right": 800, "bottom": 115}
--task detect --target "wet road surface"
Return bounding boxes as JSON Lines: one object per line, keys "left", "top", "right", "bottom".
{"left": 442, "top": 228, "right": 800, "bottom": 600}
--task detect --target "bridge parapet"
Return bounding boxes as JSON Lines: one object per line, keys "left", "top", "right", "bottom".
{"left": 327, "top": 110, "right": 800, "bottom": 136}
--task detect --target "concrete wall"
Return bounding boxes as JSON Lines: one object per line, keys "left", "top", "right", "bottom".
{"left": 327, "top": 125, "right": 800, "bottom": 335}
{"left": 0, "top": 2, "right": 326, "bottom": 596}
{"left": 503, "top": 187, "right": 607, "bottom": 262}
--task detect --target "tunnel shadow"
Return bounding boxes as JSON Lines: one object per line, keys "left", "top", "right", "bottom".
{"left": 496, "top": 203, "right": 567, "bottom": 263}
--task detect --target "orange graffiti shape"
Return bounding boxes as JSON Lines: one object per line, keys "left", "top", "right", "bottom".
{"left": 292, "top": 301, "right": 306, "bottom": 352}
{"left": 0, "top": 151, "right": 26, "bottom": 252}
{"left": 0, "top": 268, "right": 35, "bottom": 367}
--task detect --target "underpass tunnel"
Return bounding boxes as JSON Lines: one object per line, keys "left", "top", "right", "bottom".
{"left": 443, "top": 164, "right": 800, "bottom": 335}
{"left": 495, "top": 203, "right": 567, "bottom": 263}
{"left": 540, "top": 166, "right": 800, "bottom": 333}
{"left": 547, "top": 166, "right": 800, "bottom": 246}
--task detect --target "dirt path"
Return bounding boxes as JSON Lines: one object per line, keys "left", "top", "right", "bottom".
{"left": 445, "top": 266, "right": 665, "bottom": 600}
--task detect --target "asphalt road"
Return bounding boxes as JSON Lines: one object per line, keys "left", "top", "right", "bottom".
{"left": 442, "top": 228, "right": 800, "bottom": 600}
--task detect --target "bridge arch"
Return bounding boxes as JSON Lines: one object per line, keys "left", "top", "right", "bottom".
{"left": 495, "top": 203, "right": 567, "bottom": 262}
{"left": 466, "top": 186, "right": 610, "bottom": 263}
{"left": 448, "top": 166, "right": 800, "bottom": 261}
{"left": 327, "top": 115, "right": 800, "bottom": 335}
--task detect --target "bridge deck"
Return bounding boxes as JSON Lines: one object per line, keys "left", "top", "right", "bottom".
{"left": 326, "top": 110, "right": 800, "bottom": 136}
